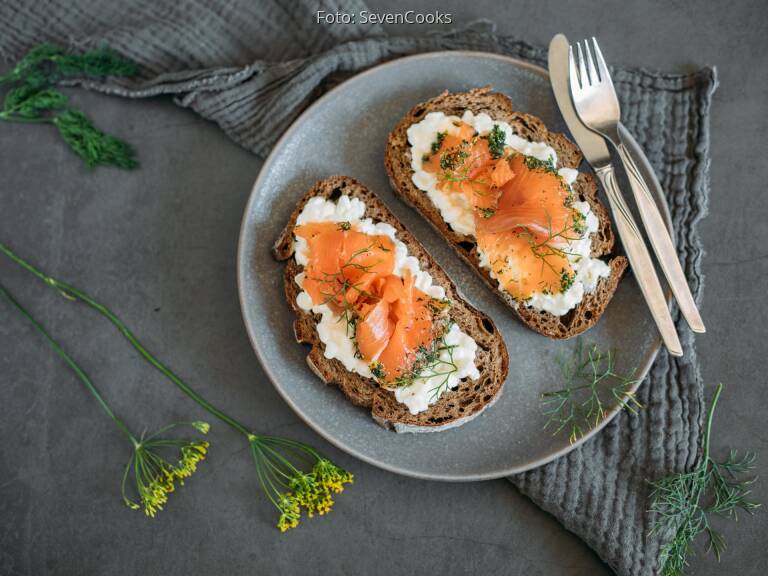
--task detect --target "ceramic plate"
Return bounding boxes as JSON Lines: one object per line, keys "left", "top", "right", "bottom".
{"left": 237, "top": 51, "right": 668, "bottom": 481}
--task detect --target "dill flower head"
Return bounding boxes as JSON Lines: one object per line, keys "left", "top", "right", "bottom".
{"left": 313, "top": 458, "right": 354, "bottom": 495}
{"left": 122, "top": 421, "right": 210, "bottom": 517}
{"left": 277, "top": 493, "right": 301, "bottom": 532}
{"left": 249, "top": 435, "right": 353, "bottom": 532}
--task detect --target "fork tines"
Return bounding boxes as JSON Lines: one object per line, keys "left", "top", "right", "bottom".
{"left": 571, "top": 37, "right": 612, "bottom": 88}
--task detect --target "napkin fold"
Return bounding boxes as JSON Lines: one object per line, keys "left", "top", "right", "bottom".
{"left": 0, "top": 1, "right": 715, "bottom": 573}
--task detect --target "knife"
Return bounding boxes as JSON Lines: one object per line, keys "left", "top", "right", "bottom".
{"left": 548, "top": 33, "right": 683, "bottom": 356}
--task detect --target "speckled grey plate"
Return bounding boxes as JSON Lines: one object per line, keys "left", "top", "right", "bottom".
{"left": 237, "top": 51, "right": 670, "bottom": 481}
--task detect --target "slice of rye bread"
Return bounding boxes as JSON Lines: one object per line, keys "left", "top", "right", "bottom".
{"left": 273, "top": 176, "right": 509, "bottom": 433}
{"left": 384, "top": 87, "right": 629, "bottom": 339}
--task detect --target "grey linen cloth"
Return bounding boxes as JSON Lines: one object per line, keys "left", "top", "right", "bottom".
{"left": 0, "top": 1, "right": 716, "bottom": 574}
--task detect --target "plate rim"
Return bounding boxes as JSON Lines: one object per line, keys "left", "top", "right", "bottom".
{"left": 236, "top": 50, "right": 665, "bottom": 482}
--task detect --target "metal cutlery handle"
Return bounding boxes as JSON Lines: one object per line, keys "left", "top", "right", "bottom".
{"left": 616, "top": 141, "right": 705, "bottom": 333}
{"left": 594, "top": 164, "right": 683, "bottom": 356}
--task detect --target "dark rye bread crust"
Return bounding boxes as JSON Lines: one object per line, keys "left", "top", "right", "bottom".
{"left": 272, "top": 176, "right": 509, "bottom": 433}
{"left": 384, "top": 87, "right": 628, "bottom": 339}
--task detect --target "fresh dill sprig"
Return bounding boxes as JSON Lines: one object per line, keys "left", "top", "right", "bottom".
{"left": 0, "top": 283, "right": 209, "bottom": 518}
{"left": 0, "top": 44, "right": 138, "bottom": 86}
{"left": 425, "top": 342, "right": 459, "bottom": 402}
{"left": 648, "top": 383, "right": 760, "bottom": 575}
{"left": 541, "top": 339, "right": 641, "bottom": 444}
{"left": 0, "top": 242, "right": 353, "bottom": 531}
{"left": 53, "top": 110, "right": 138, "bottom": 169}
{"left": 0, "top": 44, "right": 138, "bottom": 169}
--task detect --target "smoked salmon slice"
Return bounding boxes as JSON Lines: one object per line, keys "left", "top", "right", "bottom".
{"left": 422, "top": 121, "right": 580, "bottom": 300}
{"left": 296, "top": 222, "right": 446, "bottom": 383}
{"left": 295, "top": 221, "right": 395, "bottom": 312}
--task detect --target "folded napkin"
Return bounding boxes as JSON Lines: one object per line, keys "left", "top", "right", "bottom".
{"left": 0, "top": 1, "right": 716, "bottom": 573}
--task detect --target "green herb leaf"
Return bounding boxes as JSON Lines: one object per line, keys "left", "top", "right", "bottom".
{"left": 52, "top": 110, "right": 138, "bottom": 170}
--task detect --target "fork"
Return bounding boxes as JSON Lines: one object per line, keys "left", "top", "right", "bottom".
{"left": 567, "top": 46, "right": 681, "bottom": 356}
{"left": 569, "top": 37, "right": 705, "bottom": 334}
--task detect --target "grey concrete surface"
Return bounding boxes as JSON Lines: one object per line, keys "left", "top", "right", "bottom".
{"left": 0, "top": 1, "right": 765, "bottom": 574}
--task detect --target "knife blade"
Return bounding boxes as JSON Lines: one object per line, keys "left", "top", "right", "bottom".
{"left": 547, "top": 34, "right": 682, "bottom": 356}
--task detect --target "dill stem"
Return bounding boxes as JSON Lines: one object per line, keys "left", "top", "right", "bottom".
{"left": 702, "top": 383, "right": 723, "bottom": 463}
{"left": 0, "top": 283, "right": 138, "bottom": 445}
{"left": 0, "top": 242, "right": 253, "bottom": 439}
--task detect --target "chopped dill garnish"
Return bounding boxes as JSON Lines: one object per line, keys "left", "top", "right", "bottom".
{"left": 369, "top": 362, "right": 386, "bottom": 380}
{"left": 485, "top": 124, "right": 506, "bottom": 159}
{"left": 439, "top": 145, "right": 469, "bottom": 171}
{"left": 430, "top": 131, "right": 447, "bottom": 154}
{"left": 427, "top": 297, "right": 452, "bottom": 315}
{"left": 571, "top": 210, "right": 587, "bottom": 236}
{"left": 524, "top": 155, "right": 557, "bottom": 174}
{"left": 478, "top": 207, "right": 496, "bottom": 218}
{"left": 337, "top": 221, "right": 351, "bottom": 231}
{"left": 560, "top": 270, "right": 575, "bottom": 293}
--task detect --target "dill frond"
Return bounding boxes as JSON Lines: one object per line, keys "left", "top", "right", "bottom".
{"left": 541, "top": 339, "right": 641, "bottom": 444}
{"left": 648, "top": 383, "right": 760, "bottom": 575}
{"left": 0, "top": 43, "right": 139, "bottom": 169}
{"left": 53, "top": 110, "right": 138, "bottom": 169}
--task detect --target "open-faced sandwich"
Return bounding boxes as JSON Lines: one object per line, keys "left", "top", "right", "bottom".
{"left": 273, "top": 176, "right": 508, "bottom": 432}
{"left": 385, "top": 87, "right": 628, "bottom": 338}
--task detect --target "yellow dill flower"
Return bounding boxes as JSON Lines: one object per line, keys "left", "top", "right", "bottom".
{"left": 122, "top": 422, "right": 210, "bottom": 517}
{"left": 314, "top": 458, "right": 354, "bottom": 494}
{"left": 277, "top": 494, "right": 301, "bottom": 532}
{"left": 250, "top": 436, "right": 354, "bottom": 531}
{"left": 192, "top": 421, "right": 210, "bottom": 434}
